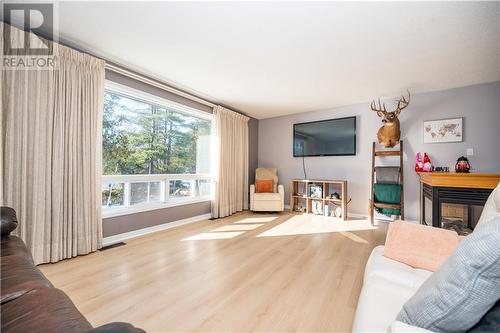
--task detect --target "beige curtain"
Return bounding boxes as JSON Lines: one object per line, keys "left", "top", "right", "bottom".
{"left": 211, "top": 105, "right": 249, "bottom": 218}
{"left": 1, "top": 24, "right": 105, "bottom": 264}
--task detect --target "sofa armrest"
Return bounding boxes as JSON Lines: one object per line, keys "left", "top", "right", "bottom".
{"left": 388, "top": 321, "right": 434, "bottom": 333}
{"left": 278, "top": 184, "right": 284, "bottom": 197}
{"left": 1, "top": 206, "right": 18, "bottom": 236}
{"left": 278, "top": 185, "right": 285, "bottom": 210}
{"left": 86, "top": 322, "right": 145, "bottom": 333}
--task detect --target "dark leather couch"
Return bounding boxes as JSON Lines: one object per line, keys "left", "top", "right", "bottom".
{"left": 1, "top": 207, "right": 145, "bottom": 333}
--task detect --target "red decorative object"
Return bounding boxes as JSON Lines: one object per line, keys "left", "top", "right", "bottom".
{"left": 423, "top": 153, "right": 433, "bottom": 172}
{"left": 415, "top": 152, "right": 424, "bottom": 172}
{"left": 455, "top": 156, "right": 471, "bottom": 173}
{"left": 415, "top": 152, "right": 433, "bottom": 172}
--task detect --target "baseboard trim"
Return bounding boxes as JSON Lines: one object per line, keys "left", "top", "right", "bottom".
{"left": 284, "top": 205, "right": 369, "bottom": 219}
{"left": 350, "top": 212, "right": 418, "bottom": 223}
{"left": 348, "top": 212, "right": 369, "bottom": 219}
{"left": 282, "top": 209, "right": 418, "bottom": 223}
{"left": 102, "top": 213, "right": 212, "bottom": 246}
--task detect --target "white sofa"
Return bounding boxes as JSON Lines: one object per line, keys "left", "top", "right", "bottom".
{"left": 352, "top": 183, "right": 500, "bottom": 333}
{"left": 249, "top": 168, "right": 285, "bottom": 212}
{"left": 352, "top": 246, "right": 434, "bottom": 332}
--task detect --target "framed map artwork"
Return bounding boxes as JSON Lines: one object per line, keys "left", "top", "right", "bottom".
{"left": 423, "top": 118, "right": 463, "bottom": 143}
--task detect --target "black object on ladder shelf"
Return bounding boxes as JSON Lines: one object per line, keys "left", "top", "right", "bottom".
{"left": 370, "top": 140, "right": 404, "bottom": 224}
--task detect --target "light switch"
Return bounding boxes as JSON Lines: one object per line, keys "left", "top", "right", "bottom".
{"left": 466, "top": 148, "right": 474, "bottom": 156}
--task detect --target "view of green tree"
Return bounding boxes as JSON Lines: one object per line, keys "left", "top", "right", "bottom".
{"left": 102, "top": 91, "right": 211, "bottom": 176}
{"left": 102, "top": 91, "right": 212, "bottom": 207}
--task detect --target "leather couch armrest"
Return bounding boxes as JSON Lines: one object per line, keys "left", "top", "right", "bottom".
{"left": 1, "top": 206, "right": 18, "bottom": 236}
{"left": 86, "top": 322, "right": 145, "bottom": 333}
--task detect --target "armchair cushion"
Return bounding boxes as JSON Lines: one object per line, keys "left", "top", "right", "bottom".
{"left": 256, "top": 179, "right": 273, "bottom": 193}
{"left": 253, "top": 193, "right": 282, "bottom": 201}
{"left": 256, "top": 168, "right": 278, "bottom": 193}
{"left": 256, "top": 168, "right": 278, "bottom": 183}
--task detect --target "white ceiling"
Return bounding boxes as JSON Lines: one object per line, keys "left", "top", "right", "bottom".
{"left": 55, "top": 1, "right": 499, "bottom": 119}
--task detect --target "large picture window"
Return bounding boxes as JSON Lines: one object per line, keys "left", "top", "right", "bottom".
{"left": 102, "top": 82, "right": 213, "bottom": 216}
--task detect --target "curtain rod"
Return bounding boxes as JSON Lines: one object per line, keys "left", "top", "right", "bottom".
{"left": 1, "top": 22, "right": 217, "bottom": 109}
{"left": 105, "top": 63, "right": 216, "bottom": 108}
{"left": 4, "top": 21, "right": 219, "bottom": 110}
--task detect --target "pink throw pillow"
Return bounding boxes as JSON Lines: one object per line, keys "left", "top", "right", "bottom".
{"left": 383, "top": 221, "right": 460, "bottom": 272}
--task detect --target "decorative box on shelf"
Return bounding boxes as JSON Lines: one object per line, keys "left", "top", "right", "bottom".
{"left": 308, "top": 183, "right": 324, "bottom": 198}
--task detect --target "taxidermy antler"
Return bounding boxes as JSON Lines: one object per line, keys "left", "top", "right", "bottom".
{"left": 370, "top": 90, "right": 410, "bottom": 148}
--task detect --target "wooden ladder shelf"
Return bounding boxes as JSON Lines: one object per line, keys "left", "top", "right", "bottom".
{"left": 370, "top": 140, "right": 404, "bottom": 223}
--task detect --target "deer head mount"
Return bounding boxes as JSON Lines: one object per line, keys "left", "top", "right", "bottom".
{"left": 371, "top": 91, "right": 410, "bottom": 148}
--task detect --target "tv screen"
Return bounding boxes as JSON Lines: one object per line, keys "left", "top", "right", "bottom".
{"left": 293, "top": 116, "right": 356, "bottom": 157}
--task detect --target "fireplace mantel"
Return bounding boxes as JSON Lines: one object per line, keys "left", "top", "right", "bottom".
{"left": 418, "top": 172, "right": 500, "bottom": 231}
{"left": 418, "top": 172, "right": 500, "bottom": 189}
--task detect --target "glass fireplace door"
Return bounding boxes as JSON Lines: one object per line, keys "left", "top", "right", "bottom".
{"left": 440, "top": 203, "right": 484, "bottom": 235}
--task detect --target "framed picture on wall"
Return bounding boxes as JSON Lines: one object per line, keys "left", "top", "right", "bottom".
{"left": 423, "top": 117, "right": 463, "bottom": 143}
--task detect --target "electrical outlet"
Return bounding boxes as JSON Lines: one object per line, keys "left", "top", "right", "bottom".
{"left": 466, "top": 148, "right": 474, "bottom": 156}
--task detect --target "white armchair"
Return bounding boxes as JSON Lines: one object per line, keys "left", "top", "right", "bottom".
{"left": 250, "top": 168, "right": 285, "bottom": 212}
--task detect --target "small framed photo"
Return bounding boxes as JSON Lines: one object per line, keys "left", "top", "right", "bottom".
{"left": 423, "top": 117, "right": 463, "bottom": 143}
{"left": 308, "top": 183, "right": 323, "bottom": 198}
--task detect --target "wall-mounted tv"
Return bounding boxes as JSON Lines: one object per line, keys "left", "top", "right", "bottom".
{"left": 293, "top": 116, "right": 356, "bottom": 157}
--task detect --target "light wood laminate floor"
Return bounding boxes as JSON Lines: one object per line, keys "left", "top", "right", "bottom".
{"left": 40, "top": 211, "right": 387, "bottom": 332}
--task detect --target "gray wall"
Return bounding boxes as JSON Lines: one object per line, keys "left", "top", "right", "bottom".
{"left": 103, "top": 201, "right": 211, "bottom": 237}
{"left": 258, "top": 82, "right": 500, "bottom": 221}
{"left": 105, "top": 70, "right": 214, "bottom": 113}
{"left": 248, "top": 118, "right": 259, "bottom": 185}
{"left": 103, "top": 70, "right": 259, "bottom": 237}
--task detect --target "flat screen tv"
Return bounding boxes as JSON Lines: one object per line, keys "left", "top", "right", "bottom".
{"left": 293, "top": 116, "right": 356, "bottom": 157}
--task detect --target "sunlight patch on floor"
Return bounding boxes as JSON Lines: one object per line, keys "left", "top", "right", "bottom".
{"left": 233, "top": 216, "right": 278, "bottom": 224}
{"left": 182, "top": 231, "right": 245, "bottom": 241}
{"left": 257, "top": 214, "right": 377, "bottom": 237}
{"left": 212, "top": 224, "right": 264, "bottom": 232}
{"left": 181, "top": 215, "right": 278, "bottom": 241}
{"left": 339, "top": 231, "right": 369, "bottom": 244}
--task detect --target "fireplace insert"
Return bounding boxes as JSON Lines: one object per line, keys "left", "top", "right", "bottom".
{"left": 422, "top": 184, "right": 491, "bottom": 235}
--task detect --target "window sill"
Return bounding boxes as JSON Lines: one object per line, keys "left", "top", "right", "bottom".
{"left": 102, "top": 197, "right": 211, "bottom": 219}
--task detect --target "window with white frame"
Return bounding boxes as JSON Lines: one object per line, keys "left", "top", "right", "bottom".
{"left": 102, "top": 82, "right": 213, "bottom": 216}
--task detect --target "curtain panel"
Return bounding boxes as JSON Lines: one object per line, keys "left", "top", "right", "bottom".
{"left": 1, "top": 23, "right": 105, "bottom": 264}
{"left": 211, "top": 106, "right": 249, "bottom": 218}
